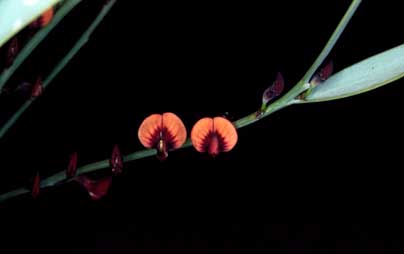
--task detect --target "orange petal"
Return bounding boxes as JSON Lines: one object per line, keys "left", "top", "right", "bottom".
{"left": 138, "top": 114, "right": 162, "bottom": 148}
{"left": 191, "top": 118, "right": 214, "bottom": 153}
{"left": 161, "top": 112, "right": 187, "bottom": 149}
{"left": 213, "top": 117, "right": 238, "bottom": 152}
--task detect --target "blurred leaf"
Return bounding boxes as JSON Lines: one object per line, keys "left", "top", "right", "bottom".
{"left": 0, "top": 0, "right": 61, "bottom": 48}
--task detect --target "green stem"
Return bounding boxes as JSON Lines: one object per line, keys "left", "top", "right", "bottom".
{"left": 0, "top": 0, "right": 116, "bottom": 140}
{"left": 0, "top": 0, "right": 82, "bottom": 92}
{"left": 0, "top": 0, "right": 361, "bottom": 203}
{"left": 234, "top": 81, "right": 310, "bottom": 128}
{"left": 0, "top": 98, "right": 34, "bottom": 138}
{"left": 301, "top": 0, "right": 362, "bottom": 84}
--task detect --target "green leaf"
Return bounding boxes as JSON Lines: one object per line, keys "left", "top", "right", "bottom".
{"left": 302, "top": 44, "right": 404, "bottom": 103}
{"left": 0, "top": 0, "right": 61, "bottom": 48}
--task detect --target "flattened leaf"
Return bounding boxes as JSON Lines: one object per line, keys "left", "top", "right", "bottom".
{"left": 303, "top": 44, "right": 404, "bottom": 103}
{"left": 0, "top": 0, "right": 60, "bottom": 48}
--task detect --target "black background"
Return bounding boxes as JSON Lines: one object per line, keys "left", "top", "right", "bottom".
{"left": 1, "top": 0, "right": 404, "bottom": 253}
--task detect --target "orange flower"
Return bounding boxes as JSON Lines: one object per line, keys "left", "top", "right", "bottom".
{"left": 138, "top": 112, "right": 187, "bottom": 160}
{"left": 191, "top": 117, "right": 238, "bottom": 156}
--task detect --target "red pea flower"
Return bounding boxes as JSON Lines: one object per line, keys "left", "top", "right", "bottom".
{"left": 138, "top": 112, "right": 187, "bottom": 160}
{"left": 191, "top": 117, "right": 238, "bottom": 156}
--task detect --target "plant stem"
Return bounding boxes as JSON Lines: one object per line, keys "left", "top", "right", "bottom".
{"left": 301, "top": 0, "right": 362, "bottom": 84}
{"left": 0, "top": 98, "right": 34, "bottom": 138}
{"left": 0, "top": 0, "right": 82, "bottom": 92}
{"left": 0, "top": 0, "right": 361, "bottom": 203}
{"left": 0, "top": 0, "right": 116, "bottom": 140}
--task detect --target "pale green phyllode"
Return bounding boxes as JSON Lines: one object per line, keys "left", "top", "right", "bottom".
{"left": 0, "top": 0, "right": 61, "bottom": 48}
{"left": 301, "top": 44, "right": 404, "bottom": 103}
